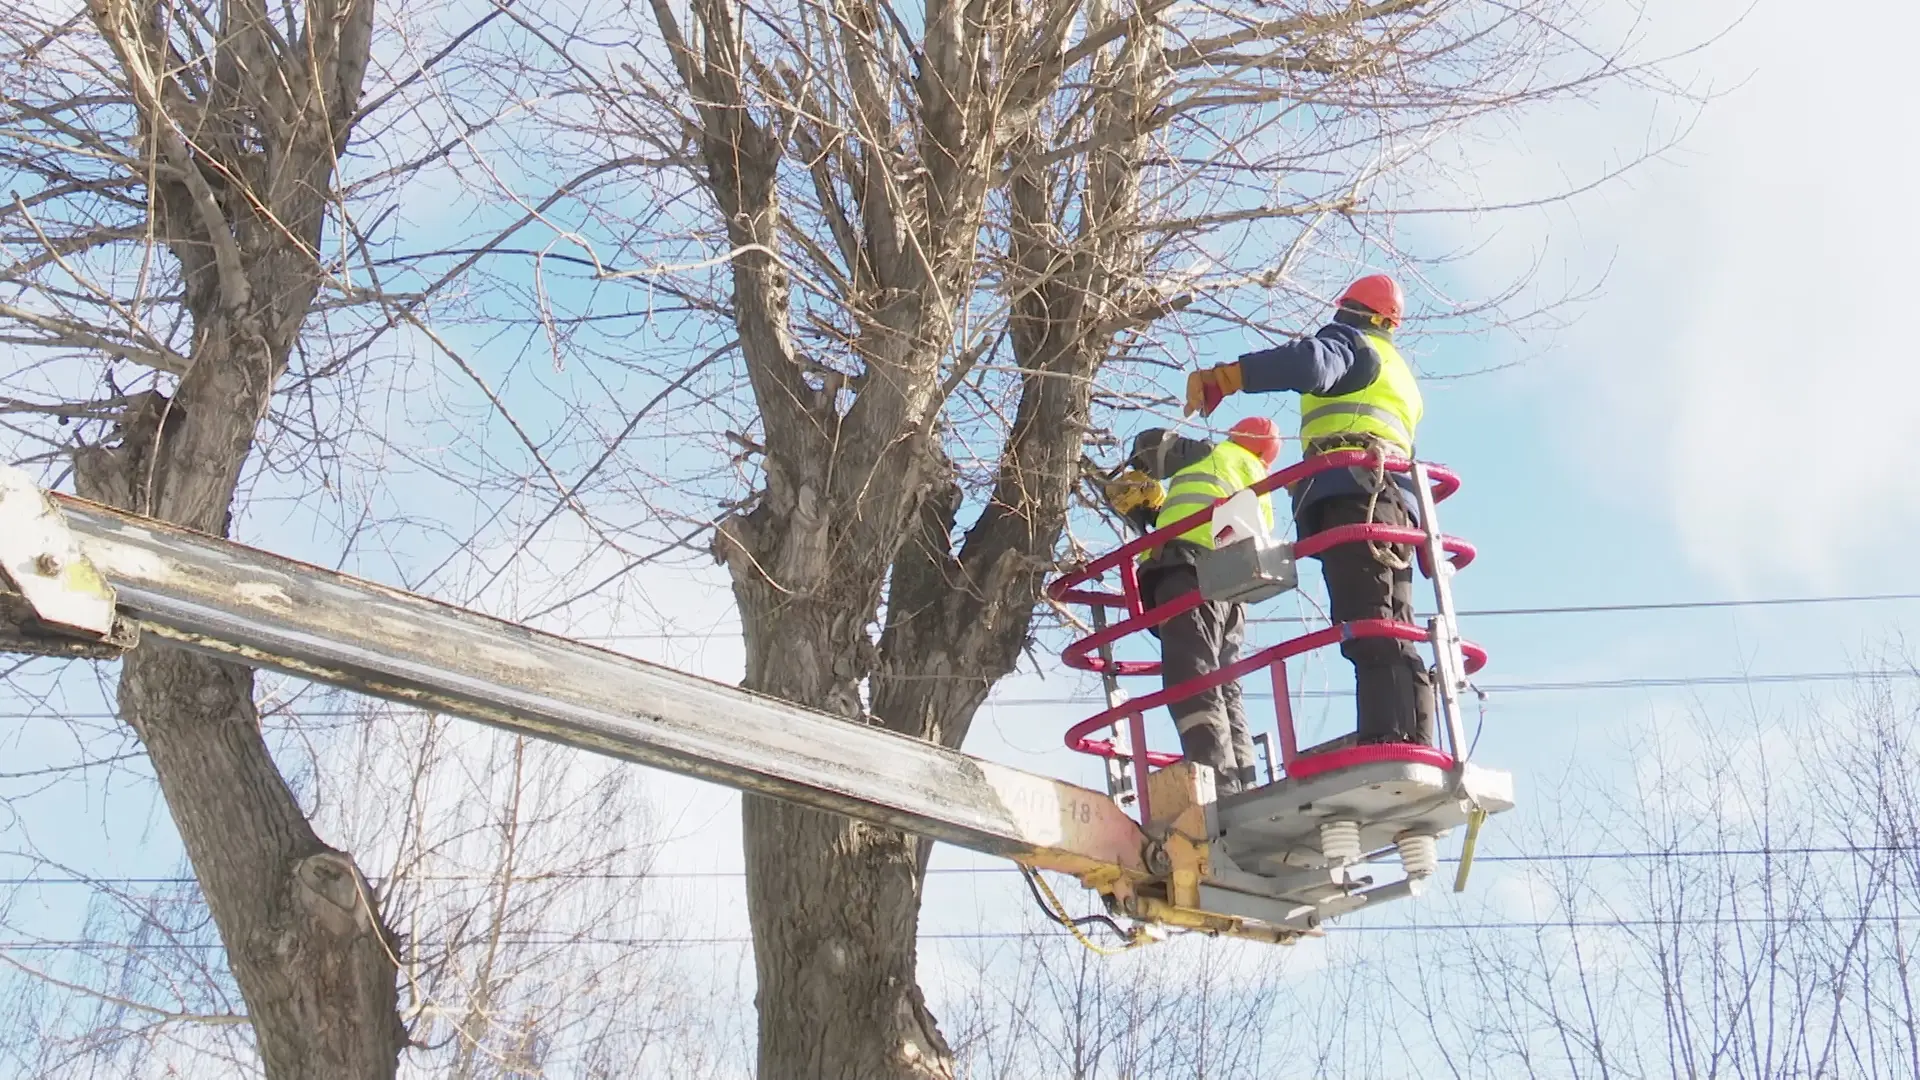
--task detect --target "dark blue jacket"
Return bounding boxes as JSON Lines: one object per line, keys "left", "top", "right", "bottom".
{"left": 1236, "top": 322, "right": 1417, "bottom": 519}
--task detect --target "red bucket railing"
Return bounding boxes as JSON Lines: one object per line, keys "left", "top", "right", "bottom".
{"left": 1045, "top": 451, "right": 1486, "bottom": 819}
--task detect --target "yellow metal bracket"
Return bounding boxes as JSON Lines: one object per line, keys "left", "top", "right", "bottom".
{"left": 1056, "top": 762, "right": 1313, "bottom": 947}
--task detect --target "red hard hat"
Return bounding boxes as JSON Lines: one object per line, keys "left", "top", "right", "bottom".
{"left": 1228, "top": 416, "right": 1283, "bottom": 468}
{"left": 1338, "top": 274, "right": 1404, "bottom": 327}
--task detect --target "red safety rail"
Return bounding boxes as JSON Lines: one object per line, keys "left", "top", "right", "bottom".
{"left": 1046, "top": 450, "right": 1487, "bottom": 819}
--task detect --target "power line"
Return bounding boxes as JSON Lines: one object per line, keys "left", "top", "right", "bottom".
{"left": 1332, "top": 591, "right": 1920, "bottom": 623}
{"left": 5, "top": 665, "right": 1917, "bottom": 731}
{"left": 0, "top": 869, "right": 1018, "bottom": 887}
{"left": 7, "top": 845, "right": 1916, "bottom": 890}
{"left": 575, "top": 590, "right": 1920, "bottom": 640}
{"left": 1448, "top": 592, "right": 1920, "bottom": 618}
{"left": 997, "top": 668, "right": 1920, "bottom": 704}
{"left": 6, "top": 912, "right": 1919, "bottom": 954}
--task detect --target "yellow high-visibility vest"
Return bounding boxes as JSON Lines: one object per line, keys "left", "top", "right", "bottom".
{"left": 1144, "top": 441, "right": 1274, "bottom": 557}
{"left": 1298, "top": 332, "right": 1422, "bottom": 453}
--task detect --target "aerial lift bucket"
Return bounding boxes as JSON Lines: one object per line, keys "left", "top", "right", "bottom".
{"left": 1045, "top": 451, "right": 1515, "bottom": 944}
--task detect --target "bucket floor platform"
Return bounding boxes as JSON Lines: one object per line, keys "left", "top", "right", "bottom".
{"left": 1197, "top": 756, "right": 1515, "bottom": 932}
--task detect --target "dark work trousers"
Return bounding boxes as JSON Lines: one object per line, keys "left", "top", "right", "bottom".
{"left": 1299, "top": 493, "right": 1436, "bottom": 745}
{"left": 1146, "top": 564, "right": 1259, "bottom": 794}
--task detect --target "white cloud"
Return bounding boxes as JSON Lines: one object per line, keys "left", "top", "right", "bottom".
{"left": 1464, "top": 1, "right": 1920, "bottom": 587}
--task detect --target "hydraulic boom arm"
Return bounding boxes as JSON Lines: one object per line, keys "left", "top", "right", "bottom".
{"left": 0, "top": 468, "right": 1150, "bottom": 887}
{"left": 1, "top": 464, "right": 1510, "bottom": 945}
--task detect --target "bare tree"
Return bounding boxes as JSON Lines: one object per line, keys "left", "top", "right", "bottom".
{"left": 321, "top": 700, "right": 723, "bottom": 1080}
{"left": 940, "top": 904, "right": 1300, "bottom": 1080}
{"left": 0, "top": 0, "right": 410, "bottom": 1070}
{"left": 0, "top": 682, "right": 750, "bottom": 1079}
{"left": 487, "top": 0, "right": 1686, "bottom": 1074}
{"left": 0, "top": 0, "right": 713, "bottom": 1074}
{"left": 1, "top": 0, "right": 1692, "bottom": 1074}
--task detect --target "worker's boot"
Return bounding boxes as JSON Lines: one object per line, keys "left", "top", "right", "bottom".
{"left": 1175, "top": 714, "right": 1245, "bottom": 793}
{"left": 1212, "top": 765, "right": 1254, "bottom": 797}
{"left": 1296, "top": 732, "right": 1357, "bottom": 758}
{"left": 1404, "top": 655, "right": 1436, "bottom": 747}
{"left": 1410, "top": 660, "right": 1436, "bottom": 747}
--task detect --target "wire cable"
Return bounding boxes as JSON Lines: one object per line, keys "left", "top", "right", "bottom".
{"left": 9, "top": 845, "right": 1916, "bottom": 890}
{"left": 5, "top": 663, "right": 1909, "bottom": 734}
{"left": 12, "top": 910, "right": 1920, "bottom": 953}
{"left": 998, "top": 667, "right": 1920, "bottom": 705}
{"left": 570, "top": 590, "right": 1920, "bottom": 641}
{"left": 1018, "top": 866, "right": 1145, "bottom": 954}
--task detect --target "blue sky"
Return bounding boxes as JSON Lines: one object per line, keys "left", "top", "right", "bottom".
{"left": 7, "top": 0, "right": 1920, "bottom": 1070}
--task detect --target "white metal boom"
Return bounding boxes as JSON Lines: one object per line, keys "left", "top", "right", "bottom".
{"left": 0, "top": 466, "right": 1513, "bottom": 945}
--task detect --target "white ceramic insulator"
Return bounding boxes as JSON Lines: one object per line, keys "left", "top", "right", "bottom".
{"left": 1397, "top": 833, "right": 1439, "bottom": 879}
{"left": 1320, "top": 820, "right": 1362, "bottom": 864}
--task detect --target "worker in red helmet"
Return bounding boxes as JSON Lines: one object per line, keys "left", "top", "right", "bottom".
{"left": 1180, "top": 274, "right": 1433, "bottom": 749}
{"left": 1102, "top": 417, "right": 1282, "bottom": 793}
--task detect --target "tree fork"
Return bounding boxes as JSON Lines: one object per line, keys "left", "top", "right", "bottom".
{"left": 66, "top": 0, "right": 400, "bottom": 1067}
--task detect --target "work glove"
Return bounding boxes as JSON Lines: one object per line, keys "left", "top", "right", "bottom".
{"left": 1103, "top": 469, "right": 1165, "bottom": 516}
{"left": 1184, "top": 362, "right": 1244, "bottom": 417}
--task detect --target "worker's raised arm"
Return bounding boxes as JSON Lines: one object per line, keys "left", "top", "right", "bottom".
{"left": 1238, "top": 323, "right": 1378, "bottom": 395}
{"left": 1186, "top": 323, "right": 1381, "bottom": 417}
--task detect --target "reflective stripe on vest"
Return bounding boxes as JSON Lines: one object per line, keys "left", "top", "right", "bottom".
{"left": 1298, "top": 332, "right": 1423, "bottom": 453}
{"left": 1298, "top": 401, "right": 1412, "bottom": 445}
{"left": 1142, "top": 441, "right": 1274, "bottom": 558}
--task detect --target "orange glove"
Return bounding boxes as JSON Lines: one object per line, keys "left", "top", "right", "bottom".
{"left": 1184, "top": 362, "right": 1244, "bottom": 417}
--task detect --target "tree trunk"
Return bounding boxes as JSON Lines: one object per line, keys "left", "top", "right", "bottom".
{"left": 68, "top": 1, "right": 404, "bottom": 1062}
{"left": 79, "top": 360, "right": 407, "bottom": 1077}
{"left": 120, "top": 650, "right": 406, "bottom": 1076}
{"left": 62, "top": 0, "right": 398, "bottom": 1065}
{"left": 742, "top": 799, "right": 950, "bottom": 1079}
{"left": 720, "top": 519, "right": 955, "bottom": 1078}
{"left": 670, "top": 1, "right": 1101, "bottom": 1070}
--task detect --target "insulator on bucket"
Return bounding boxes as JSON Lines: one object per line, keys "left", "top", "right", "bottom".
{"left": 1320, "top": 820, "right": 1361, "bottom": 864}
{"left": 1396, "top": 832, "right": 1439, "bottom": 879}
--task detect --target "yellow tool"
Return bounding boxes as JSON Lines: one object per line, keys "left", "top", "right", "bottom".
{"left": 1452, "top": 806, "right": 1488, "bottom": 893}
